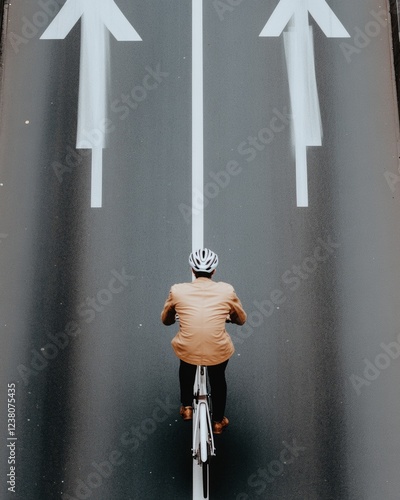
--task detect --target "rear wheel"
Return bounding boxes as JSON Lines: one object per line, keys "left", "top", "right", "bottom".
{"left": 199, "top": 403, "right": 210, "bottom": 497}
{"left": 199, "top": 404, "right": 208, "bottom": 463}
{"left": 202, "top": 460, "right": 209, "bottom": 498}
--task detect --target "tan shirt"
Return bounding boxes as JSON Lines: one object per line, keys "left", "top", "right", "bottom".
{"left": 161, "top": 278, "right": 247, "bottom": 365}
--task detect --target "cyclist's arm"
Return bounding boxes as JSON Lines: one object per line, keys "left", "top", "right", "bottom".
{"left": 229, "top": 311, "right": 242, "bottom": 325}
{"left": 161, "top": 290, "right": 176, "bottom": 326}
{"left": 229, "top": 290, "right": 247, "bottom": 325}
{"left": 162, "top": 308, "right": 176, "bottom": 325}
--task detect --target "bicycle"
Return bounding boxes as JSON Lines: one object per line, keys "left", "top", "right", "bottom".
{"left": 192, "top": 365, "right": 216, "bottom": 499}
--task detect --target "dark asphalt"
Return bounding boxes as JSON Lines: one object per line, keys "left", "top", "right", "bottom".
{"left": 1, "top": 1, "right": 400, "bottom": 499}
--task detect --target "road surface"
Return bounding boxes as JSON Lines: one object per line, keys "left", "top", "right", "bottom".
{"left": 1, "top": 1, "right": 400, "bottom": 499}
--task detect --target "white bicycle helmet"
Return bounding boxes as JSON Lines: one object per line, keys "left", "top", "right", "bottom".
{"left": 189, "top": 248, "right": 219, "bottom": 272}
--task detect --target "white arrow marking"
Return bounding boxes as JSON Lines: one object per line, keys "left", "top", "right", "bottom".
{"left": 41, "top": 0, "right": 141, "bottom": 208}
{"left": 91, "top": 148, "right": 103, "bottom": 208}
{"left": 260, "top": 0, "right": 349, "bottom": 207}
{"left": 260, "top": 0, "right": 350, "bottom": 38}
{"left": 192, "top": 0, "right": 204, "bottom": 252}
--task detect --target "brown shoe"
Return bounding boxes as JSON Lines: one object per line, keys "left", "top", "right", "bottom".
{"left": 213, "top": 416, "right": 229, "bottom": 435}
{"left": 180, "top": 406, "right": 193, "bottom": 421}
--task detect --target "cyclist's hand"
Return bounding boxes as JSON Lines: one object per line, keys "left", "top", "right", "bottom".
{"left": 225, "top": 315, "right": 232, "bottom": 323}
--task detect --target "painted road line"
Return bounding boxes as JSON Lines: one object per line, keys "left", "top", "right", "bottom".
{"left": 91, "top": 148, "right": 103, "bottom": 208}
{"left": 260, "top": 0, "right": 350, "bottom": 207}
{"left": 192, "top": 0, "right": 204, "bottom": 251}
{"left": 41, "top": 0, "right": 141, "bottom": 208}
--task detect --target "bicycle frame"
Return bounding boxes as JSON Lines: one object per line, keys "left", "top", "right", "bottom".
{"left": 192, "top": 365, "right": 216, "bottom": 463}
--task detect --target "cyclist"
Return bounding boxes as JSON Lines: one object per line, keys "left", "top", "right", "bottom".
{"left": 161, "top": 248, "right": 247, "bottom": 434}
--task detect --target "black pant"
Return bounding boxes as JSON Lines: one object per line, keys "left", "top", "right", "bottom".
{"left": 179, "top": 359, "right": 229, "bottom": 423}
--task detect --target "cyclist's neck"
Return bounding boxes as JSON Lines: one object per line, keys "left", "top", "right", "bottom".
{"left": 192, "top": 270, "right": 216, "bottom": 279}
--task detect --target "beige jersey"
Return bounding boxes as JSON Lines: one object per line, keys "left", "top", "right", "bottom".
{"left": 161, "top": 277, "right": 247, "bottom": 365}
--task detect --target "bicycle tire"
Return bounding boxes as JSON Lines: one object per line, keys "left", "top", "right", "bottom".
{"left": 199, "top": 404, "right": 208, "bottom": 463}
{"left": 202, "top": 460, "right": 208, "bottom": 498}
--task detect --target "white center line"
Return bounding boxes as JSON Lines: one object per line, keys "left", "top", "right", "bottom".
{"left": 192, "top": 0, "right": 204, "bottom": 251}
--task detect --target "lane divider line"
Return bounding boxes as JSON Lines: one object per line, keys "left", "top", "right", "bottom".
{"left": 192, "top": 0, "right": 204, "bottom": 251}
